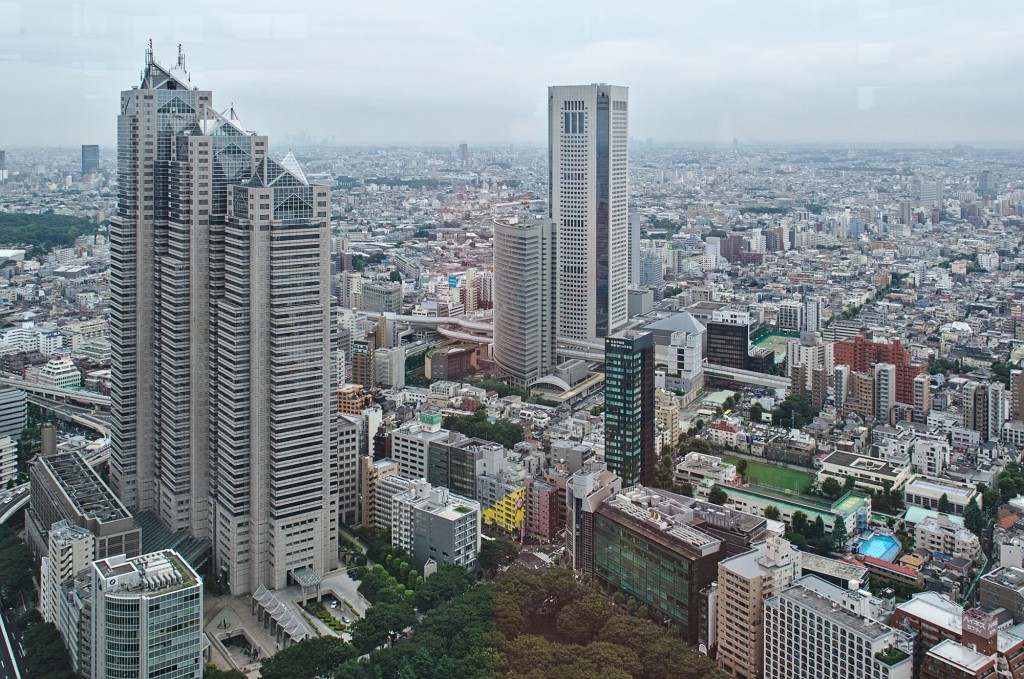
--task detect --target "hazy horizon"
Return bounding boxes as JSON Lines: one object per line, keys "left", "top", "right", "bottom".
{"left": 2, "top": 0, "right": 1023, "bottom": 148}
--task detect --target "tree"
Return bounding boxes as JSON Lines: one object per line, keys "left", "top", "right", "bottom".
{"left": 736, "top": 460, "right": 749, "bottom": 478}
{"left": 821, "top": 477, "right": 843, "bottom": 500}
{"left": 937, "top": 493, "right": 952, "bottom": 514}
{"left": 764, "top": 505, "right": 781, "bottom": 521}
{"left": 389, "top": 269, "right": 403, "bottom": 283}
{"left": 964, "top": 499, "right": 987, "bottom": 539}
{"left": 556, "top": 593, "right": 615, "bottom": 644}
{"left": 259, "top": 637, "right": 357, "bottom": 679}
{"left": 414, "top": 564, "right": 472, "bottom": 612}
{"left": 708, "top": 485, "right": 729, "bottom": 506}
{"left": 350, "top": 602, "right": 416, "bottom": 654}
{"left": 749, "top": 402, "right": 763, "bottom": 422}
{"left": 843, "top": 475, "right": 856, "bottom": 492}
{"left": 204, "top": 664, "right": 247, "bottom": 679}
{"left": 832, "top": 518, "right": 848, "bottom": 552}
{"left": 771, "top": 394, "right": 816, "bottom": 429}
{"left": 1000, "top": 477, "right": 1018, "bottom": 502}
{"left": 791, "top": 511, "right": 808, "bottom": 534}
{"left": 479, "top": 538, "right": 519, "bottom": 572}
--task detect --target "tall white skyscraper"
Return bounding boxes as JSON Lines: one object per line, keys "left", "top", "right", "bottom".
{"left": 549, "top": 84, "right": 629, "bottom": 341}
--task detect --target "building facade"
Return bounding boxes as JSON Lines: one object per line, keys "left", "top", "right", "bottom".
{"left": 492, "top": 215, "right": 555, "bottom": 387}
{"left": 91, "top": 550, "right": 203, "bottom": 679}
{"left": 603, "top": 330, "right": 655, "bottom": 486}
{"left": 549, "top": 84, "right": 629, "bottom": 341}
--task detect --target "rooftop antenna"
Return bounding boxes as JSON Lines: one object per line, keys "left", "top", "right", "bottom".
{"left": 177, "top": 43, "right": 190, "bottom": 82}
{"left": 145, "top": 39, "right": 154, "bottom": 67}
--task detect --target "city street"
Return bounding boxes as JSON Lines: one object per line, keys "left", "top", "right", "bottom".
{"left": 0, "top": 605, "right": 24, "bottom": 679}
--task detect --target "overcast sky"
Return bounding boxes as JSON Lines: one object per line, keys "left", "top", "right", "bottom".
{"left": 1, "top": 0, "right": 1022, "bottom": 148}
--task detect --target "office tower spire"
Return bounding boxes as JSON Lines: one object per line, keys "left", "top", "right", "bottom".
{"left": 111, "top": 49, "right": 344, "bottom": 595}
{"left": 548, "top": 84, "right": 629, "bottom": 341}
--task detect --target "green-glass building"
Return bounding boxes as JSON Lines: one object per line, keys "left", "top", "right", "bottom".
{"left": 603, "top": 330, "right": 655, "bottom": 486}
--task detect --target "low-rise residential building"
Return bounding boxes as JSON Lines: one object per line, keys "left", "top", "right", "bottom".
{"left": 980, "top": 567, "right": 1024, "bottom": 623}
{"left": 915, "top": 514, "right": 982, "bottom": 562}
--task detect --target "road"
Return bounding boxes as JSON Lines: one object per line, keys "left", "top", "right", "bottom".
{"left": 0, "top": 605, "right": 24, "bottom": 679}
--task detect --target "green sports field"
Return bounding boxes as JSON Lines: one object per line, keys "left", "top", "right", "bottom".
{"left": 721, "top": 456, "right": 815, "bottom": 492}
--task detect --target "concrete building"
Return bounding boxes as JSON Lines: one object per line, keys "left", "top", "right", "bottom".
{"left": 603, "top": 330, "right": 655, "bottom": 486}
{"left": 40, "top": 520, "right": 94, "bottom": 625}
{"left": 980, "top": 567, "right": 1024, "bottom": 623}
{"left": 36, "top": 353, "right": 81, "bottom": 389}
{"left": 915, "top": 514, "right": 982, "bottom": 562}
{"left": 716, "top": 537, "right": 802, "bottom": 679}
{"left": 0, "top": 387, "right": 27, "bottom": 439}
{"left": 361, "top": 281, "right": 403, "bottom": 314}
{"left": 492, "top": 214, "right": 555, "bottom": 387}
{"left": 108, "top": 51, "right": 342, "bottom": 596}
{"left": 816, "top": 450, "right": 913, "bottom": 493}
{"left": 359, "top": 457, "right": 400, "bottom": 528}
{"left": 549, "top": 84, "right": 629, "bottom": 341}
{"left": 921, "top": 640, "right": 996, "bottom": 679}
{"left": 904, "top": 475, "right": 979, "bottom": 516}
{"left": 0, "top": 435, "right": 15, "bottom": 487}
{"left": 965, "top": 381, "right": 1006, "bottom": 443}
{"left": 391, "top": 410, "right": 451, "bottom": 481}
{"left": 91, "top": 550, "right": 203, "bottom": 679}
{"left": 875, "top": 362, "right": 897, "bottom": 425}
{"left": 566, "top": 460, "right": 622, "bottom": 573}
{"left": 763, "top": 575, "right": 914, "bottom": 679}
{"left": 392, "top": 479, "right": 481, "bottom": 571}
{"left": 674, "top": 452, "right": 737, "bottom": 487}
{"left": 27, "top": 451, "right": 140, "bottom": 561}
{"left": 777, "top": 300, "right": 803, "bottom": 332}
{"left": 209, "top": 151, "right": 339, "bottom": 595}
{"left": 374, "top": 346, "right": 406, "bottom": 389}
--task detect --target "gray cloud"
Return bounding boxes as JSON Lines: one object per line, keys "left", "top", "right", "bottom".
{"left": 1, "top": 0, "right": 1022, "bottom": 147}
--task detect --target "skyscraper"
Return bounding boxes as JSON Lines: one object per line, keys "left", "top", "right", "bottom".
{"left": 549, "top": 84, "right": 629, "bottom": 341}
{"left": 603, "top": 330, "right": 655, "bottom": 486}
{"left": 492, "top": 214, "right": 555, "bottom": 387}
{"left": 81, "top": 144, "right": 99, "bottom": 175}
{"left": 110, "top": 48, "right": 344, "bottom": 595}
{"left": 0, "top": 150, "right": 7, "bottom": 182}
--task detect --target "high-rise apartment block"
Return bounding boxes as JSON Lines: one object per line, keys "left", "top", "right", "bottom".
{"left": 964, "top": 381, "right": 1006, "bottom": 443}
{"left": 716, "top": 537, "right": 802, "bottom": 679}
{"left": 549, "top": 84, "right": 629, "bottom": 341}
{"left": 492, "top": 214, "right": 555, "bottom": 387}
{"left": 81, "top": 144, "right": 99, "bottom": 175}
{"left": 603, "top": 330, "right": 655, "bottom": 486}
{"left": 91, "top": 550, "right": 203, "bottom": 679}
{"left": 109, "top": 50, "right": 342, "bottom": 595}
{"left": 834, "top": 336, "right": 927, "bottom": 407}
{"left": 40, "top": 520, "right": 94, "bottom": 626}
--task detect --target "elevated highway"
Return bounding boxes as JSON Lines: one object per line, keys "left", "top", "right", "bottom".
{"left": 0, "top": 372, "right": 111, "bottom": 408}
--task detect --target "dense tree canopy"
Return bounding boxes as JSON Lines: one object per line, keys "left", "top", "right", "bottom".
{"left": 0, "top": 212, "right": 99, "bottom": 254}
{"left": 259, "top": 636, "right": 357, "bottom": 679}
{"left": 443, "top": 407, "right": 524, "bottom": 449}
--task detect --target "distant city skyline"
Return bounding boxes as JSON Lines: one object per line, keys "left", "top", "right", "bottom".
{"left": 2, "top": 0, "right": 1024, "bottom": 147}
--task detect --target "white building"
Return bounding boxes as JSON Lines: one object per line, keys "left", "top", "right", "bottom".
{"left": 91, "top": 550, "right": 203, "bottom": 679}
{"left": 40, "top": 520, "right": 94, "bottom": 625}
{"left": 393, "top": 479, "right": 481, "bottom": 571}
{"left": 914, "top": 514, "right": 982, "bottom": 562}
{"left": 549, "top": 84, "right": 629, "bottom": 341}
{"left": 0, "top": 435, "right": 16, "bottom": 486}
{"left": 390, "top": 410, "right": 451, "bottom": 480}
{"left": 35, "top": 354, "right": 81, "bottom": 389}
{"left": 874, "top": 362, "right": 896, "bottom": 425}
{"left": 910, "top": 435, "right": 951, "bottom": 477}
{"left": 374, "top": 346, "right": 406, "bottom": 389}
{"left": 777, "top": 301, "right": 803, "bottom": 332}
{"left": 763, "top": 575, "right": 914, "bottom": 679}
{"left": 904, "top": 475, "right": 980, "bottom": 516}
